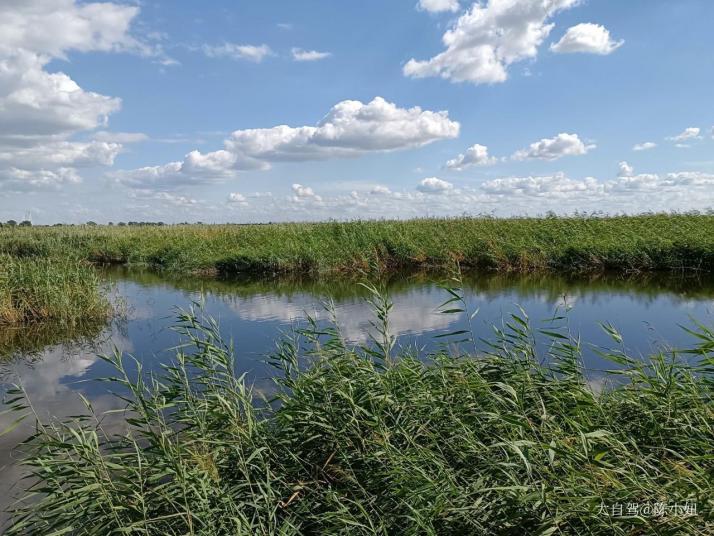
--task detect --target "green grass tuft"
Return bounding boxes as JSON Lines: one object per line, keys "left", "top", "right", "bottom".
{"left": 0, "top": 254, "right": 111, "bottom": 326}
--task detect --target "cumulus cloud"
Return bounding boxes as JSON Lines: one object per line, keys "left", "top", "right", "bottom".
{"left": 482, "top": 173, "right": 602, "bottom": 198}
{"left": 117, "top": 97, "right": 459, "bottom": 189}
{"left": 405, "top": 0, "right": 579, "bottom": 85}
{"left": 215, "top": 167, "right": 714, "bottom": 223}
{"left": 227, "top": 192, "right": 247, "bottom": 204}
{"left": 479, "top": 170, "right": 714, "bottom": 212}
{"left": 202, "top": 43, "right": 273, "bottom": 62}
{"left": 370, "top": 185, "right": 392, "bottom": 195}
{"left": 0, "top": 0, "right": 152, "bottom": 190}
{"left": 417, "top": 177, "right": 454, "bottom": 193}
{"left": 0, "top": 49, "right": 120, "bottom": 141}
{"left": 292, "top": 183, "right": 322, "bottom": 201}
{"left": 512, "top": 133, "right": 594, "bottom": 161}
{"left": 667, "top": 127, "right": 701, "bottom": 142}
{"left": 0, "top": 0, "right": 144, "bottom": 59}
{"left": 445, "top": 143, "right": 496, "bottom": 170}
{"left": 0, "top": 141, "right": 121, "bottom": 170}
{"left": 291, "top": 48, "right": 332, "bottom": 61}
{"left": 633, "top": 141, "right": 657, "bottom": 151}
{"left": 417, "top": 0, "right": 460, "bottom": 13}
{"left": 617, "top": 161, "right": 634, "bottom": 178}
{"left": 550, "top": 23, "right": 623, "bottom": 55}
{"left": 0, "top": 167, "right": 81, "bottom": 191}
{"left": 102, "top": 166, "right": 714, "bottom": 223}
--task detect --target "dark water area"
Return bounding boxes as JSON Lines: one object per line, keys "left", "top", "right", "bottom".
{"left": 1, "top": 267, "right": 714, "bottom": 524}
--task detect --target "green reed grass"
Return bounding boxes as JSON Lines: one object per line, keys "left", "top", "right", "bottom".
{"left": 3, "top": 284, "right": 712, "bottom": 535}
{"left": 0, "top": 255, "right": 111, "bottom": 326}
{"left": 2, "top": 214, "right": 714, "bottom": 276}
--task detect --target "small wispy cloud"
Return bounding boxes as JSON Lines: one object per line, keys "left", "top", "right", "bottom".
{"left": 632, "top": 142, "right": 657, "bottom": 151}
{"left": 202, "top": 43, "right": 273, "bottom": 62}
{"left": 416, "top": 0, "right": 459, "bottom": 13}
{"left": 291, "top": 48, "right": 332, "bottom": 62}
{"left": 93, "top": 131, "right": 149, "bottom": 144}
{"left": 667, "top": 127, "right": 701, "bottom": 142}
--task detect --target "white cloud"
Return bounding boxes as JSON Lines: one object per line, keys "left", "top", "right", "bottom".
{"left": 445, "top": 143, "right": 496, "bottom": 170}
{"left": 67, "top": 167, "right": 714, "bottom": 223}
{"left": 479, "top": 170, "right": 714, "bottom": 213}
{"left": 0, "top": 166, "right": 81, "bottom": 191}
{"left": 0, "top": 49, "right": 121, "bottom": 141}
{"left": 202, "top": 43, "right": 272, "bottom": 62}
{"left": 482, "top": 173, "right": 602, "bottom": 198}
{"left": 153, "top": 191, "right": 198, "bottom": 207}
{"left": 204, "top": 167, "right": 714, "bottom": 222}
{"left": 617, "top": 161, "right": 634, "bottom": 178}
{"left": 129, "top": 188, "right": 199, "bottom": 207}
{"left": 291, "top": 48, "right": 332, "bottom": 62}
{"left": 513, "top": 133, "right": 594, "bottom": 161}
{"left": 417, "top": 0, "right": 460, "bottom": 13}
{"left": 0, "top": 140, "right": 121, "bottom": 170}
{"left": 632, "top": 142, "right": 656, "bottom": 151}
{"left": 0, "top": 0, "right": 150, "bottom": 190}
{"left": 225, "top": 97, "right": 460, "bottom": 157}
{"left": 550, "top": 23, "right": 623, "bottom": 55}
{"left": 117, "top": 97, "right": 459, "bottom": 189}
{"left": 370, "top": 185, "right": 392, "bottom": 195}
{"left": 228, "top": 192, "right": 247, "bottom": 204}
{"left": 417, "top": 177, "right": 454, "bottom": 193}
{"left": 405, "top": 0, "right": 579, "bottom": 85}
{"left": 667, "top": 127, "right": 701, "bottom": 142}
{"left": 0, "top": 0, "right": 143, "bottom": 59}
{"left": 292, "top": 183, "right": 322, "bottom": 201}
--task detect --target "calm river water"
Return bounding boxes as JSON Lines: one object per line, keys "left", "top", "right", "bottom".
{"left": 1, "top": 268, "right": 714, "bottom": 524}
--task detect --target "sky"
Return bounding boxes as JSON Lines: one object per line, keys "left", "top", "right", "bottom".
{"left": 1, "top": 0, "right": 714, "bottom": 224}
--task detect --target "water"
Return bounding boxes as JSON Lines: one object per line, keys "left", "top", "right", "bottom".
{"left": 1, "top": 267, "right": 714, "bottom": 524}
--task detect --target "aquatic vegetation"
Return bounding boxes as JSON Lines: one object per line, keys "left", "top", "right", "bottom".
{"left": 4, "top": 290, "right": 712, "bottom": 535}
{"left": 1, "top": 214, "right": 714, "bottom": 276}
{"left": 0, "top": 255, "right": 111, "bottom": 326}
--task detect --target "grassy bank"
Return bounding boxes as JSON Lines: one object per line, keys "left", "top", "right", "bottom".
{"left": 0, "top": 255, "right": 111, "bottom": 326}
{"left": 2, "top": 214, "right": 714, "bottom": 276}
{"left": 5, "top": 302, "right": 712, "bottom": 534}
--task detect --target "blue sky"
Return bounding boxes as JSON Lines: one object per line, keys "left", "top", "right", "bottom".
{"left": 1, "top": 0, "right": 714, "bottom": 224}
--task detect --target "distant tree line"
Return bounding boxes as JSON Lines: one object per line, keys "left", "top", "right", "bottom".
{"left": 0, "top": 221, "right": 168, "bottom": 228}
{"left": 0, "top": 220, "right": 32, "bottom": 227}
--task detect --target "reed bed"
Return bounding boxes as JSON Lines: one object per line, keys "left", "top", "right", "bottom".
{"left": 2, "top": 214, "right": 714, "bottom": 276}
{"left": 4, "top": 286, "right": 712, "bottom": 535}
{"left": 0, "top": 255, "right": 111, "bottom": 326}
